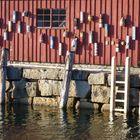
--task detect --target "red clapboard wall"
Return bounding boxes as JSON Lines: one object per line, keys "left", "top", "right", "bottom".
{"left": 0, "top": 0, "right": 140, "bottom": 66}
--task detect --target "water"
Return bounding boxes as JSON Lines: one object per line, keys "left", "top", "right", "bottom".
{"left": 0, "top": 105, "right": 140, "bottom": 140}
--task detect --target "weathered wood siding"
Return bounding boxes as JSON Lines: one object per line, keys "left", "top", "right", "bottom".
{"left": 0, "top": 0, "right": 140, "bottom": 66}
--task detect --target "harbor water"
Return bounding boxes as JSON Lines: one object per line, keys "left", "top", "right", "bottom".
{"left": 0, "top": 105, "right": 140, "bottom": 140}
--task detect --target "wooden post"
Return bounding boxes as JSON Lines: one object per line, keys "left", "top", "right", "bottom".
{"left": 0, "top": 48, "right": 8, "bottom": 104}
{"left": 110, "top": 56, "right": 116, "bottom": 113}
{"left": 124, "top": 57, "right": 130, "bottom": 114}
{"left": 59, "top": 51, "right": 75, "bottom": 108}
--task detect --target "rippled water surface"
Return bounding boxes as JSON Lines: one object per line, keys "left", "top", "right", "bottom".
{"left": 0, "top": 105, "right": 140, "bottom": 140}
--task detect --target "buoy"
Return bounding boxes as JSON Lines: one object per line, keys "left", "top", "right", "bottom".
{"left": 126, "top": 35, "right": 130, "bottom": 49}
{"left": 132, "top": 26, "right": 136, "bottom": 40}
{"left": 89, "top": 31, "right": 93, "bottom": 44}
{"left": 8, "top": 21, "right": 12, "bottom": 32}
{"left": 99, "top": 14, "right": 103, "bottom": 28}
{"left": 4, "top": 30, "right": 8, "bottom": 40}
{"left": 12, "top": 10, "right": 17, "bottom": 23}
{"left": 50, "top": 36, "right": 54, "bottom": 49}
{"left": 59, "top": 43, "right": 62, "bottom": 56}
{"left": 94, "top": 43, "right": 98, "bottom": 56}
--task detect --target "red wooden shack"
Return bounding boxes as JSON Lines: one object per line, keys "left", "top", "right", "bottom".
{"left": 0, "top": 0, "right": 140, "bottom": 66}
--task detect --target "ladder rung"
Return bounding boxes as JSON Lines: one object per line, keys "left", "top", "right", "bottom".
{"left": 115, "top": 99, "right": 124, "bottom": 102}
{"left": 116, "top": 81, "right": 125, "bottom": 84}
{"left": 114, "top": 108, "right": 124, "bottom": 112}
{"left": 116, "top": 90, "right": 125, "bottom": 93}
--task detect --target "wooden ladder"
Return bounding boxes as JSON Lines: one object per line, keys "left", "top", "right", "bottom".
{"left": 110, "top": 56, "right": 130, "bottom": 114}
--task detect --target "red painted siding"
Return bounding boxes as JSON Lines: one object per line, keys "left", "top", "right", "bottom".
{"left": 0, "top": 0, "right": 140, "bottom": 66}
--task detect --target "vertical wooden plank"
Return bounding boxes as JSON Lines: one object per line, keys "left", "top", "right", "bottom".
{"left": 80, "top": 0, "right": 86, "bottom": 64}
{"left": 111, "top": 0, "right": 117, "bottom": 59}
{"left": 18, "top": 0, "right": 23, "bottom": 61}
{"left": 86, "top": 0, "right": 90, "bottom": 64}
{"left": 46, "top": 0, "right": 51, "bottom": 63}
{"left": 133, "top": 0, "right": 139, "bottom": 66}
{"left": 117, "top": 0, "right": 122, "bottom": 65}
{"left": 105, "top": 0, "right": 111, "bottom": 65}
{"left": 33, "top": 0, "right": 37, "bottom": 62}
{"left": 28, "top": 0, "right": 33, "bottom": 62}
{"left": 100, "top": 0, "right": 105, "bottom": 65}
{"left": 116, "top": 0, "right": 121, "bottom": 65}
{"left": 74, "top": 0, "right": 80, "bottom": 64}
{"left": 90, "top": 0, "right": 95, "bottom": 64}
{"left": 121, "top": 0, "right": 127, "bottom": 65}
{"left": 61, "top": 0, "right": 67, "bottom": 63}
{"left": 40, "top": 0, "right": 46, "bottom": 63}
{"left": 95, "top": 0, "right": 100, "bottom": 64}
{"left": 49, "top": 0, "right": 55, "bottom": 63}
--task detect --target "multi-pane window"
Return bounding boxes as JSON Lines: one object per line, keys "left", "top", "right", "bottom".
{"left": 37, "top": 9, "right": 66, "bottom": 28}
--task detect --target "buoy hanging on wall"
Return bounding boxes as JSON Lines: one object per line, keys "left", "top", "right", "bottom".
{"left": 115, "top": 40, "right": 119, "bottom": 52}
{"left": 22, "top": 11, "right": 30, "bottom": 17}
{"left": 89, "top": 31, "right": 93, "bottom": 44}
{"left": 12, "top": 10, "right": 17, "bottom": 23}
{"left": 50, "top": 36, "right": 54, "bottom": 49}
{"left": 26, "top": 25, "right": 31, "bottom": 33}
{"left": 8, "top": 21, "right": 12, "bottom": 32}
{"left": 120, "top": 17, "right": 125, "bottom": 27}
{"left": 74, "top": 18, "right": 79, "bottom": 30}
{"left": 63, "top": 30, "right": 68, "bottom": 37}
{"left": 59, "top": 43, "right": 62, "bottom": 56}
{"left": 104, "top": 24, "right": 109, "bottom": 37}
{"left": 80, "top": 11, "right": 84, "bottom": 23}
{"left": 40, "top": 34, "right": 44, "bottom": 44}
{"left": 71, "top": 36, "right": 78, "bottom": 52}
{"left": 132, "top": 26, "right": 136, "bottom": 40}
{"left": 4, "top": 30, "right": 8, "bottom": 40}
{"left": 18, "top": 22, "right": 22, "bottom": 33}
{"left": 94, "top": 43, "right": 98, "bottom": 56}
{"left": 99, "top": 14, "right": 103, "bottom": 28}
{"left": 126, "top": 35, "right": 130, "bottom": 49}
{"left": 88, "top": 15, "right": 93, "bottom": 22}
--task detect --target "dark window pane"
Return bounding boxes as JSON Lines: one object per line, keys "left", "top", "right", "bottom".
{"left": 52, "top": 9, "right": 59, "bottom": 14}
{"left": 60, "top": 16, "right": 66, "bottom": 21}
{"left": 44, "top": 16, "right": 50, "bottom": 20}
{"left": 52, "top": 22, "right": 59, "bottom": 27}
{"left": 44, "top": 9, "right": 50, "bottom": 14}
{"left": 59, "top": 21, "right": 66, "bottom": 27}
{"left": 44, "top": 22, "right": 50, "bottom": 27}
{"left": 37, "top": 9, "right": 43, "bottom": 14}
{"left": 37, "top": 22, "right": 44, "bottom": 27}
{"left": 52, "top": 16, "right": 59, "bottom": 21}
{"left": 60, "top": 9, "right": 66, "bottom": 14}
{"left": 37, "top": 15, "right": 43, "bottom": 20}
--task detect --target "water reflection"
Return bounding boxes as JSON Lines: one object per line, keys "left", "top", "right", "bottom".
{"left": 0, "top": 105, "right": 140, "bottom": 140}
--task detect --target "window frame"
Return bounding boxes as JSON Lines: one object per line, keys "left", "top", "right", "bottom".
{"left": 36, "top": 8, "right": 66, "bottom": 29}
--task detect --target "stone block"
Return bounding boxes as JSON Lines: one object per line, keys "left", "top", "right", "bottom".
{"left": 88, "top": 73, "right": 106, "bottom": 85}
{"left": 91, "top": 86, "right": 110, "bottom": 103}
{"left": 33, "top": 97, "right": 59, "bottom": 106}
{"left": 23, "top": 68, "right": 64, "bottom": 80}
{"left": 25, "top": 82, "right": 37, "bottom": 97}
{"left": 38, "top": 80, "right": 90, "bottom": 98}
{"left": 38, "top": 80, "right": 61, "bottom": 96}
{"left": 7, "top": 67, "right": 22, "bottom": 80}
